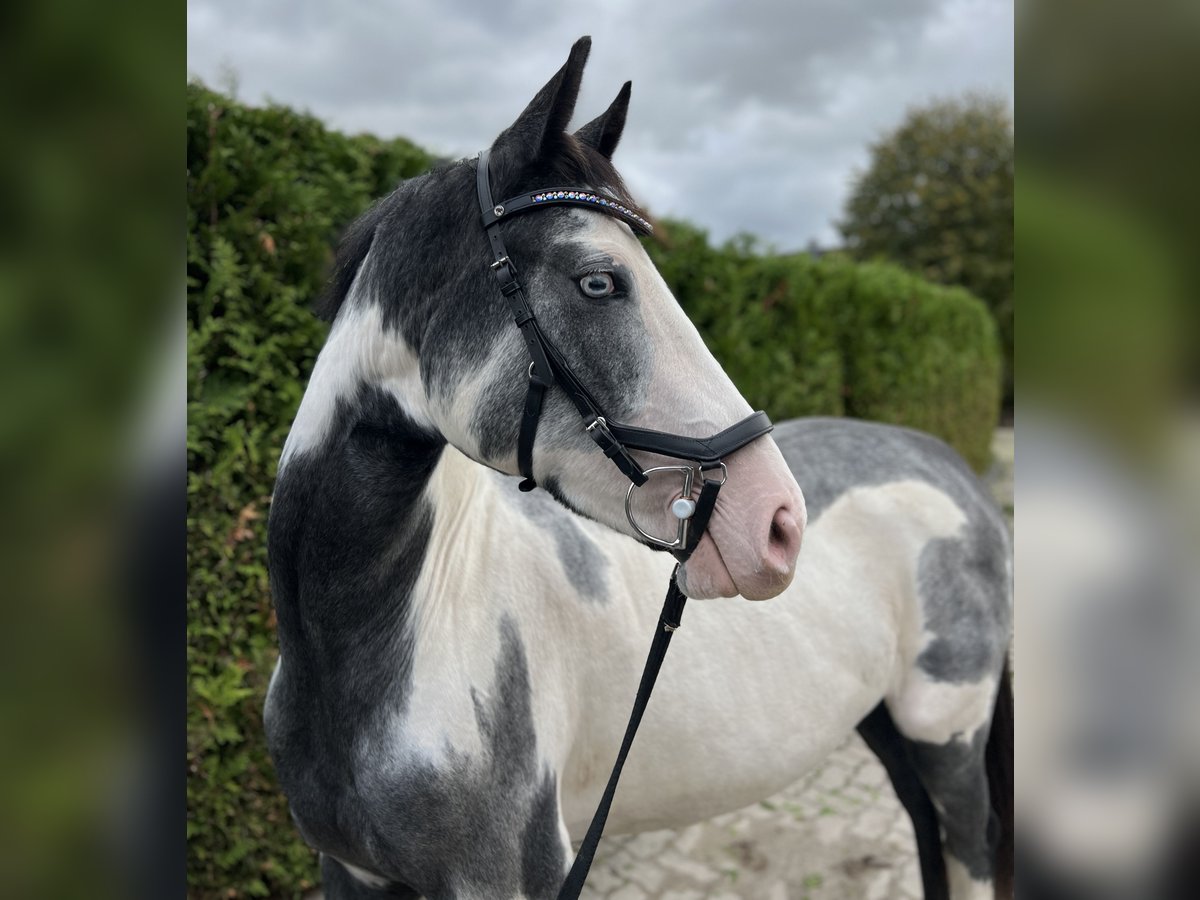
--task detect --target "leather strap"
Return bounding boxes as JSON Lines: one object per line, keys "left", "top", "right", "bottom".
{"left": 607, "top": 411, "right": 774, "bottom": 464}
{"left": 555, "top": 566, "right": 693, "bottom": 900}
{"left": 517, "top": 375, "right": 548, "bottom": 492}
{"left": 680, "top": 478, "right": 722, "bottom": 558}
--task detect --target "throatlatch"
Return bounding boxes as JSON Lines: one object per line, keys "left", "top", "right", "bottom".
{"left": 476, "top": 149, "right": 772, "bottom": 899}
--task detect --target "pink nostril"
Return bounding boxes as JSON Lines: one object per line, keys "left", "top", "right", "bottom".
{"left": 766, "top": 507, "right": 802, "bottom": 571}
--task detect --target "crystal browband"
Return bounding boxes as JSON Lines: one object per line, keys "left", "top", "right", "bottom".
{"left": 480, "top": 184, "right": 653, "bottom": 235}
{"left": 531, "top": 191, "right": 653, "bottom": 232}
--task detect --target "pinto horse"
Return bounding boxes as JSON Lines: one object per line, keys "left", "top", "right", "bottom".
{"left": 265, "top": 37, "right": 1013, "bottom": 900}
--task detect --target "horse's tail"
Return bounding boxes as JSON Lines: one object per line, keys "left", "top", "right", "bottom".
{"left": 987, "top": 655, "right": 1014, "bottom": 897}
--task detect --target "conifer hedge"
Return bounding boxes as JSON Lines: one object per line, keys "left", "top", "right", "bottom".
{"left": 186, "top": 82, "right": 999, "bottom": 898}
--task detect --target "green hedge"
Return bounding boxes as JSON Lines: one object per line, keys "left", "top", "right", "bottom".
{"left": 644, "top": 223, "right": 1000, "bottom": 470}
{"left": 186, "top": 83, "right": 999, "bottom": 898}
{"left": 186, "top": 83, "right": 433, "bottom": 898}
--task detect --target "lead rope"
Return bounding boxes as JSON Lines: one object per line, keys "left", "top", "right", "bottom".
{"left": 556, "top": 477, "right": 722, "bottom": 900}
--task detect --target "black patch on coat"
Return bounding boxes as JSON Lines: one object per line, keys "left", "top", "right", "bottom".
{"left": 265, "top": 385, "right": 444, "bottom": 863}
{"left": 915, "top": 535, "right": 1010, "bottom": 682}
{"left": 909, "top": 728, "right": 997, "bottom": 882}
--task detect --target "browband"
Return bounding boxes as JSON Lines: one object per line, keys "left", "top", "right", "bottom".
{"left": 480, "top": 188, "right": 653, "bottom": 235}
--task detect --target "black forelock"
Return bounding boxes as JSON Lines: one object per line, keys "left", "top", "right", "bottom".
{"left": 490, "top": 134, "right": 648, "bottom": 222}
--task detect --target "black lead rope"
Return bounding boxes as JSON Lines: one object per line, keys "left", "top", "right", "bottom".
{"left": 556, "top": 572, "right": 688, "bottom": 897}
{"left": 474, "top": 150, "right": 768, "bottom": 897}
{"left": 555, "top": 477, "right": 720, "bottom": 900}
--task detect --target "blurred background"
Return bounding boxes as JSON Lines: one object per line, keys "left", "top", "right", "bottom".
{"left": 0, "top": 0, "right": 1195, "bottom": 897}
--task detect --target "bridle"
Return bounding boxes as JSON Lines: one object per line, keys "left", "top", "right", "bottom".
{"left": 476, "top": 148, "right": 773, "bottom": 552}
{"left": 475, "top": 149, "right": 774, "bottom": 898}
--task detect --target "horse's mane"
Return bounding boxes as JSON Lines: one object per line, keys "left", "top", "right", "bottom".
{"left": 312, "top": 194, "right": 389, "bottom": 322}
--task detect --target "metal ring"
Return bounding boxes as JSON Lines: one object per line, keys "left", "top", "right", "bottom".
{"left": 701, "top": 462, "right": 728, "bottom": 485}
{"left": 625, "top": 465, "right": 695, "bottom": 549}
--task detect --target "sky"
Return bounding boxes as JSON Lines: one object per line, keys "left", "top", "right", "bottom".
{"left": 186, "top": 0, "right": 1012, "bottom": 250}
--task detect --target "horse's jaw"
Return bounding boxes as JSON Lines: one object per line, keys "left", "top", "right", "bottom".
{"left": 675, "top": 533, "right": 739, "bottom": 599}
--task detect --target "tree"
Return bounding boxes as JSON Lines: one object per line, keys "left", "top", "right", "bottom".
{"left": 840, "top": 95, "right": 1014, "bottom": 408}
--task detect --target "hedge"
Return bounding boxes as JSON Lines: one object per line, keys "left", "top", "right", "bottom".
{"left": 644, "top": 224, "right": 1000, "bottom": 469}
{"left": 186, "top": 83, "right": 433, "bottom": 898}
{"left": 186, "top": 83, "right": 999, "bottom": 898}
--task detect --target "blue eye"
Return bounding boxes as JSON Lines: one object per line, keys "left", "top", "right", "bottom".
{"left": 579, "top": 272, "right": 615, "bottom": 298}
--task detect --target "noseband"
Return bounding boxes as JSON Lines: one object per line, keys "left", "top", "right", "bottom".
{"left": 476, "top": 149, "right": 773, "bottom": 898}
{"left": 476, "top": 148, "right": 772, "bottom": 555}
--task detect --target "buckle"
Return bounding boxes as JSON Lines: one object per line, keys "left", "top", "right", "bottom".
{"left": 585, "top": 416, "right": 615, "bottom": 449}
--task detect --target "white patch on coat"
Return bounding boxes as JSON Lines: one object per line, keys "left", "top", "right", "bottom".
{"left": 279, "top": 269, "right": 432, "bottom": 468}
{"left": 945, "top": 855, "right": 993, "bottom": 900}
{"left": 337, "top": 858, "right": 390, "bottom": 889}
{"left": 889, "top": 670, "right": 998, "bottom": 746}
{"left": 374, "top": 448, "right": 596, "bottom": 776}
{"left": 557, "top": 479, "right": 968, "bottom": 835}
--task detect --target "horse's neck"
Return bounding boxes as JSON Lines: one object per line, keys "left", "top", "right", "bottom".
{"left": 270, "top": 325, "right": 668, "bottom": 763}
{"left": 268, "top": 363, "right": 446, "bottom": 720}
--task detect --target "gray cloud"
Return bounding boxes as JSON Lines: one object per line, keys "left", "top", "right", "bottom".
{"left": 187, "top": 0, "right": 1012, "bottom": 248}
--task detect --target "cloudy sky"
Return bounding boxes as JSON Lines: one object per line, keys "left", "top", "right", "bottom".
{"left": 187, "top": 0, "right": 1012, "bottom": 249}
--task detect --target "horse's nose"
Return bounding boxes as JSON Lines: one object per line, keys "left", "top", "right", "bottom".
{"left": 732, "top": 480, "right": 806, "bottom": 600}
{"left": 765, "top": 505, "right": 803, "bottom": 576}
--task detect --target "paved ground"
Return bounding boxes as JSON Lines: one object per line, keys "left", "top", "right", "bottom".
{"left": 578, "top": 735, "right": 923, "bottom": 900}
{"left": 310, "top": 430, "right": 1014, "bottom": 899}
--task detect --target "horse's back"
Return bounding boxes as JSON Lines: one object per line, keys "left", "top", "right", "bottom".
{"left": 774, "top": 417, "right": 1002, "bottom": 532}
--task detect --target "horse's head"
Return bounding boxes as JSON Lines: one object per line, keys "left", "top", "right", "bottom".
{"left": 319, "top": 37, "right": 805, "bottom": 600}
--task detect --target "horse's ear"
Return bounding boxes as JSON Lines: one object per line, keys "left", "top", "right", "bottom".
{"left": 491, "top": 36, "right": 591, "bottom": 165}
{"left": 575, "top": 81, "right": 631, "bottom": 160}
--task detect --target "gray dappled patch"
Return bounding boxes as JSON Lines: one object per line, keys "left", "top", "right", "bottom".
{"left": 496, "top": 473, "right": 611, "bottom": 603}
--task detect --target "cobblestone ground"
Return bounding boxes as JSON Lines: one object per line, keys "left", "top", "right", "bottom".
{"left": 580, "top": 734, "right": 922, "bottom": 900}
{"left": 309, "top": 430, "right": 1014, "bottom": 900}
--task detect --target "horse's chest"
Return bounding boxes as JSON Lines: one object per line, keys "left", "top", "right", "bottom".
{"left": 268, "top": 613, "right": 570, "bottom": 893}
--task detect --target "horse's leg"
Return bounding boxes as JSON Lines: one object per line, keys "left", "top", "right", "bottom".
{"left": 888, "top": 665, "right": 1010, "bottom": 900}
{"left": 857, "top": 702, "right": 950, "bottom": 900}
{"left": 319, "top": 855, "right": 419, "bottom": 900}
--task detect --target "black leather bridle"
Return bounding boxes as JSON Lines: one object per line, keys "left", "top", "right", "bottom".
{"left": 476, "top": 149, "right": 773, "bottom": 898}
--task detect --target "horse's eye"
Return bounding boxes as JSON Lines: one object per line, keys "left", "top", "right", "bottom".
{"left": 578, "top": 272, "right": 615, "bottom": 298}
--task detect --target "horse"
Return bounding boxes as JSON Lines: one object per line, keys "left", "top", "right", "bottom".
{"left": 264, "top": 37, "right": 1013, "bottom": 900}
